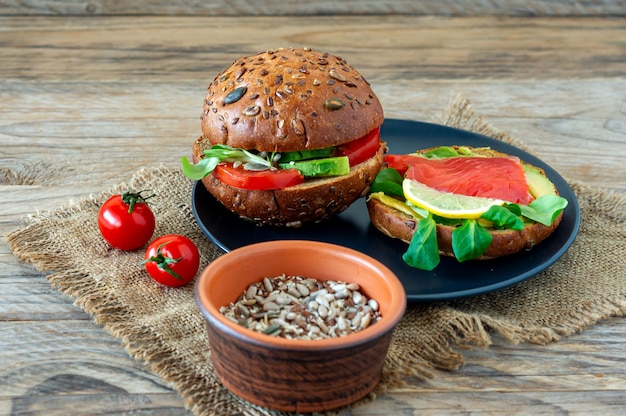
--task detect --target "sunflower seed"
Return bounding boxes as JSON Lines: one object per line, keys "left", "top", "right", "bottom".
{"left": 235, "top": 67, "right": 247, "bottom": 79}
{"left": 263, "top": 301, "right": 280, "bottom": 311}
{"left": 245, "top": 285, "right": 258, "bottom": 300}
{"left": 329, "top": 68, "right": 346, "bottom": 82}
{"left": 359, "top": 313, "right": 372, "bottom": 329}
{"left": 291, "top": 119, "right": 305, "bottom": 135}
{"left": 296, "top": 283, "right": 310, "bottom": 296}
{"left": 242, "top": 105, "right": 260, "bottom": 117}
{"left": 325, "top": 98, "right": 345, "bottom": 111}
{"left": 316, "top": 294, "right": 330, "bottom": 308}
{"left": 219, "top": 275, "right": 382, "bottom": 340}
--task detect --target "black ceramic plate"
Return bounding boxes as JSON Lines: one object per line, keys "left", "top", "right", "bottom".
{"left": 192, "top": 119, "right": 580, "bottom": 302}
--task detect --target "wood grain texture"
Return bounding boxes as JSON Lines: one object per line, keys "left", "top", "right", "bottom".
{"left": 1, "top": 13, "right": 625, "bottom": 416}
{"left": 1, "top": 0, "right": 625, "bottom": 16}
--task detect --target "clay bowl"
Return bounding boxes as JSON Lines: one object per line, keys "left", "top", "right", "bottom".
{"left": 195, "top": 240, "right": 406, "bottom": 413}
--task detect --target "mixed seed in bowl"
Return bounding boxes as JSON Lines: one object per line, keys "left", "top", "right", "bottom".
{"left": 220, "top": 274, "right": 382, "bottom": 340}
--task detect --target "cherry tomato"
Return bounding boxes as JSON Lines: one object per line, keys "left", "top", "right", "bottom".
{"left": 143, "top": 234, "right": 200, "bottom": 287}
{"left": 213, "top": 163, "right": 304, "bottom": 190}
{"left": 98, "top": 191, "right": 156, "bottom": 250}
{"left": 337, "top": 127, "right": 381, "bottom": 166}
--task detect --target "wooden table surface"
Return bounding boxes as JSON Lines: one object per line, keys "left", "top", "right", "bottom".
{"left": 1, "top": 7, "right": 625, "bottom": 416}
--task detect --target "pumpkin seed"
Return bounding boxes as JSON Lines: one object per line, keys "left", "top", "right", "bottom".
{"left": 263, "top": 323, "right": 282, "bottom": 335}
{"left": 223, "top": 86, "right": 247, "bottom": 104}
{"left": 325, "top": 98, "right": 345, "bottom": 111}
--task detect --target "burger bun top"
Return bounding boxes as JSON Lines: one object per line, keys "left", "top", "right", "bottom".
{"left": 200, "top": 47, "right": 384, "bottom": 153}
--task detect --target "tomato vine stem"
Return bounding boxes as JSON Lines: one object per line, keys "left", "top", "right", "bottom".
{"left": 121, "top": 190, "right": 155, "bottom": 214}
{"left": 142, "top": 242, "right": 184, "bottom": 280}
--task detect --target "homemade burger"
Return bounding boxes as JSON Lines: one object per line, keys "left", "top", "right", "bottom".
{"left": 182, "top": 47, "right": 385, "bottom": 227}
{"left": 366, "top": 146, "right": 568, "bottom": 270}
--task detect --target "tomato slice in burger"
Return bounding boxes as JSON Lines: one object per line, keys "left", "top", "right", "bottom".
{"left": 337, "top": 127, "right": 381, "bottom": 166}
{"left": 213, "top": 163, "right": 304, "bottom": 190}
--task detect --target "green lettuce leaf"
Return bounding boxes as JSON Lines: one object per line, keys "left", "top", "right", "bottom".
{"left": 518, "top": 195, "right": 568, "bottom": 226}
{"left": 481, "top": 205, "right": 524, "bottom": 230}
{"left": 369, "top": 167, "right": 404, "bottom": 197}
{"left": 402, "top": 215, "right": 440, "bottom": 271}
{"left": 452, "top": 219, "right": 493, "bottom": 262}
{"left": 181, "top": 156, "right": 220, "bottom": 180}
{"left": 424, "top": 146, "right": 459, "bottom": 158}
{"left": 181, "top": 144, "right": 273, "bottom": 180}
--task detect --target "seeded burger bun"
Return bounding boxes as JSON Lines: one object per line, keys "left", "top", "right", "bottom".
{"left": 191, "top": 47, "right": 385, "bottom": 227}
{"left": 367, "top": 146, "right": 566, "bottom": 263}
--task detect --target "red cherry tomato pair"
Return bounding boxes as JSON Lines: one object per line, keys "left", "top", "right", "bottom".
{"left": 97, "top": 191, "right": 200, "bottom": 287}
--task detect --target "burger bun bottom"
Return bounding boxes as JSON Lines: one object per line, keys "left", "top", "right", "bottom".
{"left": 193, "top": 137, "right": 386, "bottom": 227}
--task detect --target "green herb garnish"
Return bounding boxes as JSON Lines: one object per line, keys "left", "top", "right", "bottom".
{"left": 181, "top": 144, "right": 274, "bottom": 180}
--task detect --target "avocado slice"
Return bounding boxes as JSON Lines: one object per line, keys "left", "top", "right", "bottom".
{"left": 523, "top": 164, "right": 557, "bottom": 198}
{"left": 369, "top": 192, "right": 427, "bottom": 219}
{"left": 279, "top": 156, "right": 350, "bottom": 177}
{"left": 278, "top": 147, "right": 335, "bottom": 163}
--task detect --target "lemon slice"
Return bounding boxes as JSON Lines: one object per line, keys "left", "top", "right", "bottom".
{"left": 402, "top": 179, "right": 505, "bottom": 219}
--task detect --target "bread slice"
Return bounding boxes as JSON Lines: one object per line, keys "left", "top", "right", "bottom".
{"left": 366, "top": 146, "right": 564, "bottom": 259}
{"left": 193, "top": 136, "right": 386, "bottom": 227}
{"left": 367, "top": 197, "right": 563, "bottom": 259}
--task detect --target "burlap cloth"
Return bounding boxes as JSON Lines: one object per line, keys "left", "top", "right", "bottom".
{"left": 7, "top": 95, "right": 626, "bottom": 415}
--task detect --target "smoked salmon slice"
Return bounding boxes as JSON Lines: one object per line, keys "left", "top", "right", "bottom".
{"left": 386, "top": 154, "right": 533, "bottom": 205}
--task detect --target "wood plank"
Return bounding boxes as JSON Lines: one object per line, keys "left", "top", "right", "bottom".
{"left": 0, "top": 307, "right": 623, "bottom": 415}
{"left": 0, "top": 16, "right": 624, "bottom": 81}
{"left": 0, "top": 0, "right": 624, "bottom": 17}
{"left": 355, "top": 391, "right": 626, "bottom": 414}
{"left": 0, "top": 321, "right": 190, "bottom": 415}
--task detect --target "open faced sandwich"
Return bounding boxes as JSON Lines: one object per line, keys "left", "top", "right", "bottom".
{"left": 366, "top": 145, "right": 568, "bottom": 270}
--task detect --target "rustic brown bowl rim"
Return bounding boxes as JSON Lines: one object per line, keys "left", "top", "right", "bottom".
{"left": 195, "top": 240, "right": 406, "bottom": 351}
